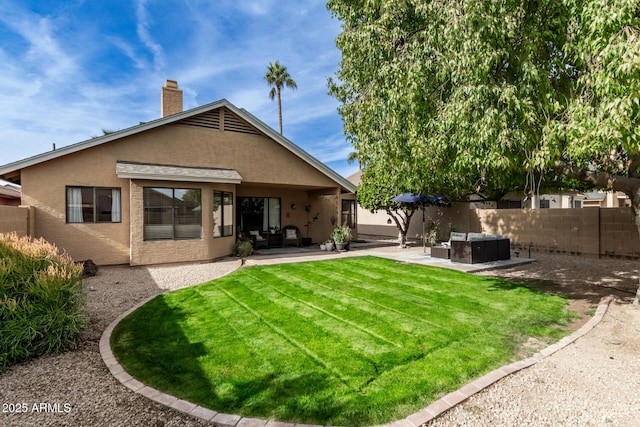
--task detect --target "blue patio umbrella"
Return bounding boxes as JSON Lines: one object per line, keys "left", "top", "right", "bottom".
{"left": 391, "top": 193, "right": 446, "bottom": 205}
{"left": 391, "top": 193, "right": 448, "bottom": 251}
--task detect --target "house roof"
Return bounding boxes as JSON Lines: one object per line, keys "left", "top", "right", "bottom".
{"left": 116, "top": 161, "right": 243, "bottom": 184}
{"left": 346, "top": 169, "right": 362, "bottom": 186}
{"left": 0, "top": 99, "right": 356, "bottom": 193}
{"left": 0, "top": 184, "right": 20, "bottom": 199}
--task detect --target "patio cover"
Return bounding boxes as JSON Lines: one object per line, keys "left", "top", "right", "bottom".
{"left": 116, "top": 161, "right": 243, "bottom": 184}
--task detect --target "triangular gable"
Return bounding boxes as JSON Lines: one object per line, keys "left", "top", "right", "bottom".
{"left": 0, "top": 100, "right": 356, "bottom": 193}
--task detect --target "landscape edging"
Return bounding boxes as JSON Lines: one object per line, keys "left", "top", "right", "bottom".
{"left": 99, "top": 266, "right": 615, "bottom": 427}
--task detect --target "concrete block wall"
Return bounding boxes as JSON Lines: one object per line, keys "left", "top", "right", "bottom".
{"left": 473, "top": 208, "right": 601, "bottom": 256}
{"left": 472, "top": 207, "right": 639, "bottom": 259}
{"left": 358, "top": 204, "right": 640, "bottom": 259}
{"left": 599, "top": 207, "right": 640, "bottom": 258}
{"left": 0, "top": 205, "right": 32, "bottom": 236}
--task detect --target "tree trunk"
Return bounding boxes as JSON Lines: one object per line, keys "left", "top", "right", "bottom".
{"left": 386, "top": 208, "right": 415, "bottom": 248}
{"left": 277, "top": 86, "right": 283, "bottom": 135}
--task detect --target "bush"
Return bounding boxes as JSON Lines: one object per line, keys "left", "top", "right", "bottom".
{"left": 232, "top": 240, "right": 253, "bottom": 258}
{"left": 0, "top": 233, "right": 87, "bottom": 372}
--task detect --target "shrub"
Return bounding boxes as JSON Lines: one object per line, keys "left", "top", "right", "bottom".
{"left": 0, "top": 233, "right": 87, "bottom": 372}
{"left": 232, "top": 240, "right": 253, "bottom": 257}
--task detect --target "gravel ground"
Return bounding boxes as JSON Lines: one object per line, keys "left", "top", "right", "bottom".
{"left": 0, "top": 259, "right": 241, "bottom": 427}
{"left": 1, "top": 251, "right": 639, "bottom": 427}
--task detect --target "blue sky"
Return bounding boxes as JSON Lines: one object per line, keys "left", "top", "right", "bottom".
{"left": 0, "top": 0, "right": 359, "bottom": 179}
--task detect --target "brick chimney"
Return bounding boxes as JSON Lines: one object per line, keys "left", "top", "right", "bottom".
{"left": 161, "top": 79, "right": 183, "bottom": 117}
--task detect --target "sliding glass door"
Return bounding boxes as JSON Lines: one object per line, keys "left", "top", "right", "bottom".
{"left": 237, "top": 197, "right": 280, "bottom": 232}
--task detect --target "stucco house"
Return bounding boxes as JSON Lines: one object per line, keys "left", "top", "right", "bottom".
{"left": 0, "top": 80, "right": 356, "bottom": 265}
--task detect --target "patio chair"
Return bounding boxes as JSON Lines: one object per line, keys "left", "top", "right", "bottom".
{"left": 282, "top": 225, "right": 300, "bottom": 247}
{"left": 247, "top": 227, "right": 268, "bottom": 249}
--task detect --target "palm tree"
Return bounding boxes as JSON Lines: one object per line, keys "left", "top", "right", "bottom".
{"left": 264, "top": 61, "right": 297, "bottom": 135}
{"left": 347, "top": 151, "right": 363, "bottom": 169}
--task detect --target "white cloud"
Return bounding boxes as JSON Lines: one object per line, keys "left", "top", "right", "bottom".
{"left": 239, "top": 1, "right": 273, "bottom": 16}
{"left": 0, "top": 1, "right": 353, "bottom": 177}
{"left": 134, "top": 0, "right": 166, "bottom": 71}
{"left": 108, "top": 36, "right": 148, "bottom": 70}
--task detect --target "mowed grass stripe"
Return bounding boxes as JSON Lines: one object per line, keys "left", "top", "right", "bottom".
{"left": 188, "top": 284, "right": 320, "bottom": 374}
{"left": 246, "top": 265, "right": 476, "bottom": 354}
{"left": 206, "top": 281, "right": 355, "bottom": 387}
{"left": 244, "top": 268, "right": 407, "bottom": 348}
{"left": 235, "top": 268, "right": 428, "bottom": 375}
{"left": 112, "top": 256, "right": 573, "bottom": 426}
{"left": 294, "top": 261, "right": 483, "bottom": 331}
{"left": 343, "top": 257, "right": 518, "bottom": 311}
{"left": 276, "top": 266, "right": 451, "bottom": 332}
{"left": 197, "top": 273, "right": 379, "bottom": 388}
{"left": 255, "top": 265, "right": 466, "bottom": 353}
{"left": 325, "top": 258, "right": 508, "bottom": 317}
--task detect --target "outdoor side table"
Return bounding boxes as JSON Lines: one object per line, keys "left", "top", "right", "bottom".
{"left": 431, "top": 245, "right": 450, "bottom": 259}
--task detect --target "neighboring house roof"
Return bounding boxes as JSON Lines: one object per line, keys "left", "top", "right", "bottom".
{"left": 583, "top": 191, "right": 607, "bottom": 201}
{"left": 0, "top": 99, "right": 356, "bottom": 193}
{"left": 346, "top": 169, "right": 362, "bottom": 186}
{"left": 0, "top": 184, "right": 20, "bottom": 199}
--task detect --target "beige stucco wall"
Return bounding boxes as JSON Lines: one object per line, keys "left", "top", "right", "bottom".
{"left": 129, "top": 180, "right": 237, "bottom": 266}
{"left": 0, "top": 205, "right": 33, "bottom": 236}
{"left": 17, "top": 112, "right": 350, "bottom": 265}
{"left": 357, "top": 202, "right": 470, "bottom": 241}
{"left": 20, "top": 156, "right": 130, "bottom": 265}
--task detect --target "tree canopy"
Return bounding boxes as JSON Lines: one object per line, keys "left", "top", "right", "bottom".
{"left": 328, "top": 0, "right": 638, "bottom": 201}
{"left": 328, "top": 0, "right": 639, "bottom": 300}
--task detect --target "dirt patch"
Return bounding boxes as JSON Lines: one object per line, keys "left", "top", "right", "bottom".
{"left": 475, "top": 252, "right": 639, "bottom": 331}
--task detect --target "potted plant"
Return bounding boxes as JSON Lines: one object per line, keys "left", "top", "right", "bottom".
{"left": 320, "top": 242, "right": 327, "bottom": 251}
{"left": 302, "top": 204, "right": 319, "bottom": 247}
{"left": 269, "top": 226, "right": 279, "bottom": 234}
{"left": 341, "top": 225, "right": 353, "bottom": 251}
{"left": 332, "top": 226, "right": 346, "bottom": 251}
{"left": 325, "top": 239, "right": 334, "bottom": 251}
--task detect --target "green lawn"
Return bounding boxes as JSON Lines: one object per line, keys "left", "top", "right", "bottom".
{"left": 111, "top": 256, "right": 574, "bottom": 426}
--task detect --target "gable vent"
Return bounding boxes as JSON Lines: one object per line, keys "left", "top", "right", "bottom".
{"left": 223, "top": 108, "right": 261, "bottom": 135}
{"left": 177, "top": 109, "right": 220, "bottom": 130}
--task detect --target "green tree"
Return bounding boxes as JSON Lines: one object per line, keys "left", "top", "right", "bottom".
{"left": 328, "top": 0, "right": 639, "bottom": 302}
{"left": 356, "top": 157, "right": 418, "bottom": 247}
{"left": 264, "top": 61, "right": 298, "bottom": 135}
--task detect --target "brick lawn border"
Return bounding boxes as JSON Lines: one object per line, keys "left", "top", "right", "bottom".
{"left": 100, "top": 264, "right": 615, "bottom": 427}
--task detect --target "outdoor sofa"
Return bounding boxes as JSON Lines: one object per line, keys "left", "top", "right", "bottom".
{"left": 433, "top": 232, "right": 510, "bottom": 264}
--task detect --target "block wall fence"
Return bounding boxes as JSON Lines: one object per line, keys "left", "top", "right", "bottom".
{"left": 471, "top": 207, "right": 640, "bottom": 259}
{"left": 359, "top": 205, "right": 640, "bottom": 259}
{"left": 0, "top": 205, "right": 33, "bottom": 237}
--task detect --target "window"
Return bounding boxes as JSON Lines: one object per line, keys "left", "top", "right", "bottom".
{"left": 573, "top": 199, "right": 583, "bottom": 208}
{"left": 143, "top": 187, "right": 201, "bottom": 240}
{"left": 237, "top": 197, "right": 280, "bottom": 232}
{"left": 540, "top": 199, "right": 550, "bottom": 209}
{"left": 213, "top": 191, "right": 233, "bottom": 237}
{"left": 66, "top": 186, "right": 121, "bottom": 223}
{"left": 497, "top": 200, "right": 522, "bottom": 209}
{"left": 341, "top": 199, "right": 356, "bottom": 228}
